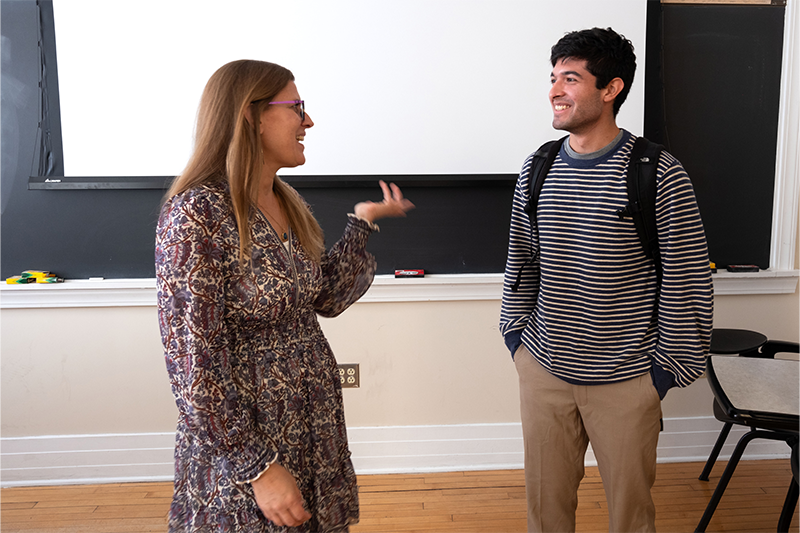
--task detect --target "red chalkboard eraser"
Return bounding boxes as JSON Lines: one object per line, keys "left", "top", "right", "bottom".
{"left": 395, "top": 269, "right": 425, "bottom": 278}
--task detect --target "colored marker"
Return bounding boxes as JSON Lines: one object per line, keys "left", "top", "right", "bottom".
{"left": 36, "top": 276, "right": 65, "bottom": 283}
{"left": 6, "top": 276, "right": 36, "bottom": 284}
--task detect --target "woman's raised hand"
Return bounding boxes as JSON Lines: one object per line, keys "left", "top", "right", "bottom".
{"left": 354, "top": 180, "right": 415, "bottom": 223}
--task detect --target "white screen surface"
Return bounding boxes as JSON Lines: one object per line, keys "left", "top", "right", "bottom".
{"left": 53, "top": 0, "right": 646, "bottom": 177}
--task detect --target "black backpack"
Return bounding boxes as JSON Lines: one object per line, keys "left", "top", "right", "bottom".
{"left": 522, "top": 135, "right": 664, "bottom": 284}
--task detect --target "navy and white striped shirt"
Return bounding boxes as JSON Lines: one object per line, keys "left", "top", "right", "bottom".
{"left": 500, "top": 131, "right": 713, "bottom": 392}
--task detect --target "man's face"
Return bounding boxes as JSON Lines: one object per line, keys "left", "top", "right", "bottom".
{"left": 549, "top": 58, "right": 606, "bottom": 134}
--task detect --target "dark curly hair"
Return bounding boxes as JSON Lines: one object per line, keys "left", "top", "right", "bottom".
{"left": 550, "top": 27, "right": 636, "bottom": 117}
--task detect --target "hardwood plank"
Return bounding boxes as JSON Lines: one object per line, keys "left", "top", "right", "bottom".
{"left": 16, "top": 497, "right": 172, "bottom": 509}
{"left": 1, "top": 520, "right": 168, "bottom": 533}
{"left": 1, "top": 506, "right": 99, "bottom": 519}
{"left": 0, "top": 502, "right": 37, "bottom": 511}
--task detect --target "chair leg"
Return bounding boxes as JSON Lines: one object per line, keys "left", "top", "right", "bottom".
{"left": 695, "top": 429, "right": 788, "bottom": 533}
{"left": 699, "top": 422, "right": 733, "bottom": 481}
{"left": 778, "top": 437, "right": 800, "bottom": 533}
{"left": 777, "top": 477, "right": 798, "bottom": 533}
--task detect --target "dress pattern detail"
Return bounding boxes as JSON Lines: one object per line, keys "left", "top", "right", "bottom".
{"left": 156, "top": 180, "right": 376, "bottom": 532}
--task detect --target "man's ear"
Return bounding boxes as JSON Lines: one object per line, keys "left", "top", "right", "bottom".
{"left": 603, "top": 78, "right": 624, "bottom": 104}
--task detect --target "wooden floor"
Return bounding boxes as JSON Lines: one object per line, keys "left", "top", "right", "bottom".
{"left": 1, "top": 460, "right": 796, "bottom": 532}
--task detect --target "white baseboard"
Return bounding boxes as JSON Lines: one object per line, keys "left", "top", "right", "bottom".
{"left": 0, "top": 432, "right": 175, "bottom": 487}
{"left": 1, "top": 418, "right": 791, "bottom": 487}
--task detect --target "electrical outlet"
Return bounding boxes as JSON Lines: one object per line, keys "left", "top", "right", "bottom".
{"left": 337, "top": 363, "right": 360, "bottom": 388}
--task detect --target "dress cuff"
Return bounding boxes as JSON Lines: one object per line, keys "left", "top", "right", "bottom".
{"left": 232, "top": 448, "right": 278, "bottom": 485}
{"left": 234, "top": 455, "right": 278, "bottom": 485}
{"left": 347, "top": 213, "right": 380, "bottom": 232}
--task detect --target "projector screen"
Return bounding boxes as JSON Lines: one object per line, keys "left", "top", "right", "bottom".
{"left": 53, "top": 0, "right": 646, "bottom": 177}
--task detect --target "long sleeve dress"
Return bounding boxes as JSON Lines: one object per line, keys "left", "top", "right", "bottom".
{"left": 155, "top": 180, "right": 376, "bottom": 532}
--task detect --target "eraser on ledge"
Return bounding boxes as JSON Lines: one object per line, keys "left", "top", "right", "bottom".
{"left": 395, "top": 269, "right": 425, "bottom": 278}
{"left": 726, "top": 264, "right": 760, "bottom": 273}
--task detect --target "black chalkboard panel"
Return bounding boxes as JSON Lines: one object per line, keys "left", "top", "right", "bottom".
{"left": 0, "top": 187, "right": 166, "bottom": 279}
{"left": 298, "top": 181, "right": 514, "bottom": 275}
{"left": 0, "top": 179, "right": 513, "bottom": 279}
{"left": 644, "top": 2, "right": 784, "bottom": 269}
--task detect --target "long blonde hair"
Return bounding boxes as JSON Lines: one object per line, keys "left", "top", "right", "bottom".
{"left": 166, "top": 60, "right": 324, "bottom": 263}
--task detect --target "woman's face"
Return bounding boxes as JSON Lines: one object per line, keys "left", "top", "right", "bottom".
{"left": 259, "top": 81, "right": 314, "bottom": 175}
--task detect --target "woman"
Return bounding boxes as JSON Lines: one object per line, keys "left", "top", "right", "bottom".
{"left": 156, "top": 60, "right": 413, "bottom": 532}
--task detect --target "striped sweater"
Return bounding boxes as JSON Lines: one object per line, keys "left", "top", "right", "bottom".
{"left": 499, "top": 130, "right": 713, "bottom": 395}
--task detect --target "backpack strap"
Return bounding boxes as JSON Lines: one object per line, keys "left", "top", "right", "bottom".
{"left": 510, "top": 137, "right": 565, "bottom": 292}
{"left": 523, "top": 136, "right": 568, "bottom": 224}
{"left": 617, "top": 136, "right": 664, "bottom": 284}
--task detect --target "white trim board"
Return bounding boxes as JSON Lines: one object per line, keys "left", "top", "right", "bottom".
{"left": 1, "top": 271, "right": 797, "bottom": 309}
{"left": 1, "top": 418, "right": 791, "bottom": 488}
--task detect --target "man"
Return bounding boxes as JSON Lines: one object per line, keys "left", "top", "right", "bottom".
{"left": 500, "top": 28, "right": 713, "bottom": 532}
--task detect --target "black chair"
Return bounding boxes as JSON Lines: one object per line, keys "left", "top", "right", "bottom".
{"left": 695, "top": 344, "right": 799, "bottom": 533}
{"left": 698, "top": 338, "right": 795, "bottom": 481}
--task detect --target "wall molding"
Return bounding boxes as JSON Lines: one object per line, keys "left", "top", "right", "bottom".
{"left": 771, "top": 0, "right": 799, "bottom": 271}
{"left": 1, "top": 418, "right": 791, "bottom": 487}
{"left": 711, "top": 270, "right": 800, "bottom": 295}
{"left": 1, "top": 271, "right": 797, "bottom": 309}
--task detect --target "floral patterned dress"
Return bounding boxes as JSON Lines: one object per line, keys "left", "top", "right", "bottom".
{"left": 155, "top": 180, "right": 376, "bottom": 532}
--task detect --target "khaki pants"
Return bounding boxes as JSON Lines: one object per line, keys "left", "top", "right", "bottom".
{"left": 515, "top": 345, "right": 662, "bottom": 533}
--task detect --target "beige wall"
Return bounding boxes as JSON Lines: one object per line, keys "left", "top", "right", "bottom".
{"left": 2, "top": 289, "right": 797, "bottom": 439}
{"left": 322, "top": 300, "right": 519, "bottom": 427}
{"left": 1, "top": 306, "right": 173, "bottom": 436}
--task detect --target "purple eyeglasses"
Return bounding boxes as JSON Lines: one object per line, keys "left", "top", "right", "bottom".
{"left": 267, "top": 100, "right": 305, "bottom": 121}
